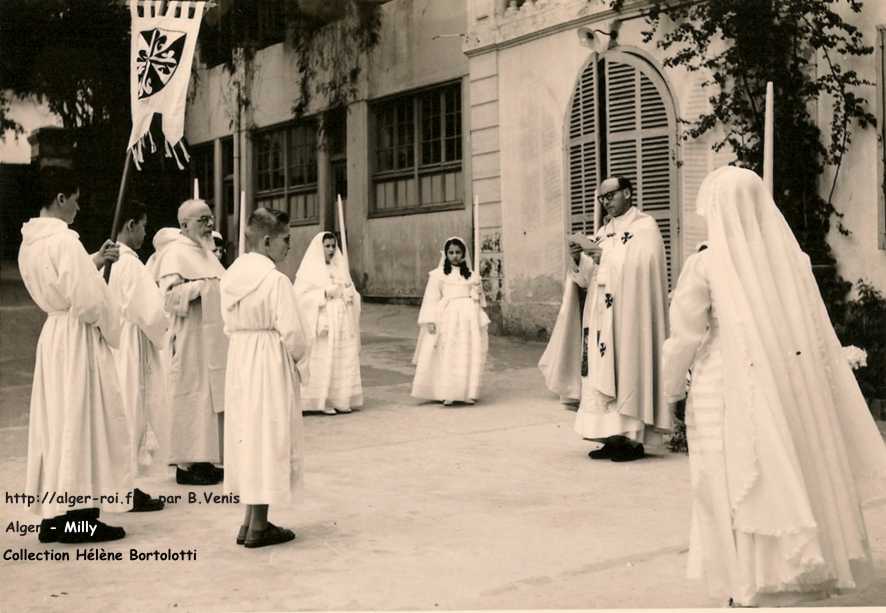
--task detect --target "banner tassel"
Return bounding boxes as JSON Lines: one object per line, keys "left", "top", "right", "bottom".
{"left": 165, "top": 139, "right": 186, "bottom": 170}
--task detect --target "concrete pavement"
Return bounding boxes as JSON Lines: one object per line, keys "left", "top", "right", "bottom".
{"left": 1, "top": 269, "right": 885, "bottom": 611}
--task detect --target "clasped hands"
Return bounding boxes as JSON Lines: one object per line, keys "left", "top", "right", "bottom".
{"left": 325, "top": 283, "right": 354, "bottom": 304}
{"left": 569, "top": 240, "right": 602, "bottom": 266}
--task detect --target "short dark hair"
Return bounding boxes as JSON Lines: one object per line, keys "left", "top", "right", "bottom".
{"left": 246, "top": 207, "right": 289, "bottom": 247}
{"left": 119, "top": 200, "right": 147, "bottom": 228}
{"left": 614, "top": 176, "right": 632, "bottom": 194}
{"left": 321, "top": 232, "right": 337, "bottom": 244}
{"left": 35, "top": 166, "right": 79, "bottom": 211}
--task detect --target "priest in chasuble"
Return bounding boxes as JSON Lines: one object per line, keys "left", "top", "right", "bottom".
{"left": 540, "top": 176, "right": 671, "bottom": 461}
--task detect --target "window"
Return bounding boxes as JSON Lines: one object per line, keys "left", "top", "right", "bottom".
{"left": 372, "top": 82, "right": 464, "bottom": 215}
{"left": 191, "top": 143, "right": 215, "bottom": 205}
{"left": 566, "top": 52, "right": 679, "bottom": 286}
{"left": 255, "top": 121, "right": 319, "bottom": 224}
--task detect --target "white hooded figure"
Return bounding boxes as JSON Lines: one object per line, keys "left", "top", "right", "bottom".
{"left": 663, "top": 166, "right": 886, "bottom": 607}
{"left": 18, "top": 170, "right": 132, "bottom": 541}
{"left": 411, "top": 236, "right": 490, "bottom": 406}
{"left": 220, "top": 207, "right": 307, "bottom": 548}
{"left": 293, "top": 232, "right": 363, "bottom": 415}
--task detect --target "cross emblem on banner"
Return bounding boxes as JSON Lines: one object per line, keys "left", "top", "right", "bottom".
{"left": 136, "top": 27, "right": 186, "bottom": 99}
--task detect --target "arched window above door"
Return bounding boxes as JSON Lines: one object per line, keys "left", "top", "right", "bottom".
{"left": 566, "top": 49, "right": 681, "bottom": 286}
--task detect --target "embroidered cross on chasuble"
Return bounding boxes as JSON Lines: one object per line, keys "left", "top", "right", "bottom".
{"left": 127, "top": 0, "right": 207, "bottom": 169}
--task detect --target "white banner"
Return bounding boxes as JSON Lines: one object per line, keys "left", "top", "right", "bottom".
{"left": 127, "top": 0, "right": 206, "bottom": 169}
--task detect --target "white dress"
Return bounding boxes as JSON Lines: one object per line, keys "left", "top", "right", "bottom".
{"left": 300, "top": 263, "right": 362, "bottom": 411}
{"left": 412, "top": 268, "right": 489, "bottom": 402}
{"left": 221, "top": 253, "right": 307, "bottom": 504}
{"left": 665, "top": 250, "right": 876, "bottom": 606}
{"left": 294, "top": 234, "right": 363, "bottom": 412}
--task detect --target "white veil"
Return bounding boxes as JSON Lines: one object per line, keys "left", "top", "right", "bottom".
{"left": 437, "top": 236, "right": 474, "bottom": 273}
{"left": 295, "top": 231, "right": 354, "bottom": 289}
{"left": 697, "top": 166, "right": 886, "bottom": 551}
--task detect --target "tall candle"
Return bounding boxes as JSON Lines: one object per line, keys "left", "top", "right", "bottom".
{"left": 193, "top": 177, "right": 199, "bottom": 200}
{"left": 473, "top": 194, "right": 480, "bottom": 273}
{"left": 238, "top": 190, "right": 246, "bottom": 255}
{"left": 336, "top": 194, "right": 348, "bottom": 262}
{"left": 763, "top": 81, "right": 774, "bottom": 195}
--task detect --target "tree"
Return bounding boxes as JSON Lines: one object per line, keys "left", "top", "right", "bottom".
{"left": 613, "top": 0, "right": 886, "bottom": 405}
{"left": 0, "top": 0, "right": 188, "bottom": 251}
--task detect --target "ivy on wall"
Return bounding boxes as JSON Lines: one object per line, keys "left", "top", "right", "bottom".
{"left": 609, "top": 0, "right": 886, "bottom": 428}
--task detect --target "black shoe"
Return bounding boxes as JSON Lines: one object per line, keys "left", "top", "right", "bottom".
{"left": 176, "top": 466, "right": 220, "bottom": 486}
{"left": 130, "top": 488, "right": 165, "bottom": 512}
{"left": 611, "top": 443, "right": 645, "bottom": 462}
{"left": 58, "top": 520, "right": 125, "bottom": 543}
{"left": 244, "top": 522, "right": 296, "bottom": 548}
{"left": 588, "top": 443, "right": 615, "bottom": 460}
{"left": 191, "top": 462, "right": 224, "bottom": 481}
{"left": 38, "top": 516, "right": 63, "bottom": 543}
{"left": 236, "top": 525, "right": 248, "bottom": 546}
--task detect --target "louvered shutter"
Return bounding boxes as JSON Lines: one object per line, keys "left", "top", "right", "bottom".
{"left": 604, "top": 55, "right": 679, "bottom": 287}
{"left": 566, "top": 60, "right": 600, "bottom": 235}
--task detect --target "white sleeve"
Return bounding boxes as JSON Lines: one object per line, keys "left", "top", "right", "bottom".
{"left": 662, "top": 253, "right": 712, "bottom": 402}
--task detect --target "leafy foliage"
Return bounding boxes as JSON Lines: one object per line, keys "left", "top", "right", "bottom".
{"left": 610, "top": 1, "right": 885, "bottom": 413}
{"left": 617, "top": 0, "right": 873, "bottom": 270}
{"left": 0, "top": 0, "right": 130, "bottom": 132}
{"left": 0, "top": 0, "right": 188, "bottom": 252}
{"left": 287, "top": 0, "right": 382, "bottom": 120}
{"left": 835, "top": 281, "right": 886, "bottom": 399}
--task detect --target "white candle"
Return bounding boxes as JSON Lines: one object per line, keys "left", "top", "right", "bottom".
{"left": 193, "top": 177, "right": 199, "bottom": 200}
{"left": 763, "top": 81, "right": 774, "bottom": 195}
{"left": 238, "top": 190, "right": 246, "bottom": 255}
{"left": 336, "top": 194, "right": 348, "bottom": 262}
{"left": 473, "top": 194, "right": 480, "bottom": 273}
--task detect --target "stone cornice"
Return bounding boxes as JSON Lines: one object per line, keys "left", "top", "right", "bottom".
{"left": 463, "top": 0, "right": 651, "bottom": 57}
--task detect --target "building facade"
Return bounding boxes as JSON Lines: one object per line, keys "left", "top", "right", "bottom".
{"left": 461, "top": 0, "right": 886, "bottom": 337}
{"left": 185, "top": 0, "right": 473, "bottom": 300}
{"left": 184, "top": 0, "right": 886, "bottom": 337}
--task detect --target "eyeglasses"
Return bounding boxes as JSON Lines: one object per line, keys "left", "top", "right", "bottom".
{"left": 188, "top": 215, "right": 214, "bottom": 226}
{"left": 597, "top": 189, "right": 622, "bottom": 205}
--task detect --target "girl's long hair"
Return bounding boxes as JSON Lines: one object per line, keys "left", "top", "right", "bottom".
{"left": 443, "top": 237, "right": 471, "bottom": 279}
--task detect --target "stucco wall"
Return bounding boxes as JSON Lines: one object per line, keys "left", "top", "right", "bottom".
{"left": 483, "top": 8, "right": 732, "bottom": 338}
{"left": 822, "top": 4, "right": 886, "bottom": 294}
{"left": 182, "top": 0, "right": 471, "bottom": 297}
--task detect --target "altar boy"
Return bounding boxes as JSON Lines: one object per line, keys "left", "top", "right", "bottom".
{"left": 220, "top": 207, "right": 308, "bottom": 548}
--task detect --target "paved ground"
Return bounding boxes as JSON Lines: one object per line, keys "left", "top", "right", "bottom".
{"left": 1, "top": 261, "right": 885, "bottom": 612}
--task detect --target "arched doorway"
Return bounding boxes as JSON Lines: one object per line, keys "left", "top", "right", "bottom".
{"left": 566, "top": 49, "right": 681, "bottom": 285}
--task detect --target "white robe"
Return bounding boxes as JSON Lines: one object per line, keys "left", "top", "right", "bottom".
{"left": 221, "top": 253, "right": 307, "bottom": 504}
{"left": 570, "top": 207, "right": 670, "bottom": 445}
{"left": 19, "top": 217, "right": 132, "bottom": 518}
{"left": 663, "top": 167, "right": 886, "bottom": 606}
{"left": 412, "top": 267, "right": 489, "bottom": 402}
{"left": 108, "top": 243, "right": 168, "bottom": 475}
{"left": 151, "top": 232, "right": 228, "bottom": 464}
{"left": 293, "top": 233, "right": 363, "bottom": 412}
{"left": 664, "top": 248, "right": 881, "bottom": 606}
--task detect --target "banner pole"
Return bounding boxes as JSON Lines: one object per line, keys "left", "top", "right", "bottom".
{"left": 104, "top": 0, "right": 171, "bottom": 282}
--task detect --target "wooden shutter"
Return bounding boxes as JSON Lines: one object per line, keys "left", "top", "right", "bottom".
{"left": 566, "top": 60, "right": 601, "bottom": 235}
{"left": 604, "top": 54, "right": 679, "bottom": 287}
